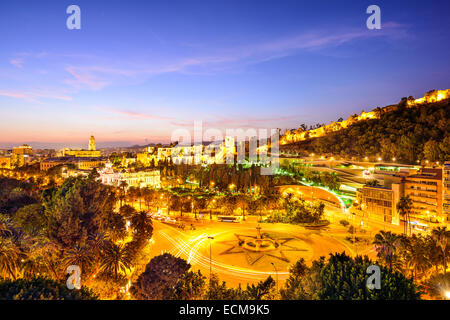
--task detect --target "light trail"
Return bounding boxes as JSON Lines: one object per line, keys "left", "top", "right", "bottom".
{"left": 157, "top": 229, "right": 289, "bottom": 282}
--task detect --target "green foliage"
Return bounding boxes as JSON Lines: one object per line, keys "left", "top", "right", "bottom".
{"left": 318, "top": 253, "right": 421, "bottom": 300}
{"left": 284, "top": 99, "right": 450, "bottom": 163}
{"left": 13, "top": 203, "right": 45, "bottom": 236}
{"left": 130, "top": 253, "right": 192, "bottom": 300}
{"left": 282, "top": 252, "right": 421, "bottom": 300}
{"left": 205, "top": 274, "right": 276, "bottom": 300}
{"left": 0, "top": 276, "right": 98, "bottom": 300}
{"left": 205, "top": 274, "right": 246, "bottom": 300}
{"left": 244, "top": 276, "right": 277, "bottom": 300}
{"left": 43, "top": 177, "right": 116, "bottom": 250}
{"left": 171, "top": 270, "right": 206, "bottom": 300}
{"left": 265, "top": 194, "right": 325, "bottom": 224}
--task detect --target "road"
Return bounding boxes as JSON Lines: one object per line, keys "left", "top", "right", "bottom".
{"left": 148, "top": 211, "right": 375, "bottom": 288}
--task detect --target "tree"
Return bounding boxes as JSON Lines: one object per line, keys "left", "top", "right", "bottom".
{"left": 130, "top": 211, "right": 153, "bottom": 241}
{"left": 171, "top": 270, "right": 206, "bottom": 300}
{"left": 373, "top": 231, "right": 399, "bottom": 270}
{"left": 397, "top": 196, "right": 413, "bottom": 235}
{"left": 432, "top": 227, "right": 450, "bottom": 274}
{"left": 63, "top": 244, "right": 95, "bottom": 279}
{"left": 204, "top": 273, "right": 245, "bottom": 300}
{"left": 280, "top": 258, "right": 309, "bottom": 300}
{"left": 12, "top": 203, "right": 45, "bottom": 236}
{"left": 106, "top": 213, "right": 127, "bottom": 242}
{"left": 317, "top": 253, "right": 421, "bottom": 300}
{"left": 119, "top": 204, "right": 136, "bottom": 220}
{"left": 423, "top": 139, "right": 441, "bottom": 162}
{"left": 0, "top": 238, "right": 19, "bottom": 279}
{"left": 100, "top": 242, "right": 131, "bottom": 280}
{"left": 245, "top": 276, "right": 276, "bottom": 300}
{"left": 0, "top": 277, "right": 98, "bottom": 300}
{"left": 130, "top": 253, "right": 192, "bottom": 300}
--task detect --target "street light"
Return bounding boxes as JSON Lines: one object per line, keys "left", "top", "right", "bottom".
{"left": 445, "top": 290, "right": 450, "bottom": 300}
{"left": 271, "top": 262, "right": 278, "bottom": 292}
{"left": 208, "top": 236, "right": 214, "bottom": 284}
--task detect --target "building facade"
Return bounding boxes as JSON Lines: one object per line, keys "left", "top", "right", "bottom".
{"left": 403, "top": 168, "right": 444, "bottom": 225}
{"left": 59, "top": 135, "right": 101, "bottom": 158}
{"left": 443, "top": 162, "right": 450, "bottom": 226}
{"left": 357, "top": 167, "right": 446, "bottom": 230}
{"left": 98, "top": 162, "right": 161, "bottom": 189}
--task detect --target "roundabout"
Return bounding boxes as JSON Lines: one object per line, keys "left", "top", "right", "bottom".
{"left": 209, "top": 225, "right": 313, "bottom": 270}
{"left": 152, "top": 219, "right": 355, "bottom": 286}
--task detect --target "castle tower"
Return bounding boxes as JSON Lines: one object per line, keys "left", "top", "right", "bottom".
{"left": 89, "top": 135, "right": 96, "bottom": 151}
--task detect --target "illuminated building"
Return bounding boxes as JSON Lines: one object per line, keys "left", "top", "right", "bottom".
{"left": 136, "top": 152, "right": 158, "bottom": 167}
{"left": 357, "top": 167, "right": 445, "bottom": 229}
{"left": 357, "top": 185, "right": 400, "bottom": 225}
{"left": 12, "top": 144, "right": 33, "bottom": 156}
{"left": 89, "top": 135, "right": 96, "bottom": 151}
{"left": 98, "top": 162, "right": 160, "bottom": 188}
{"left": 40, "top": 156, "right": 106, "bottom": 171}
{"left": 0, "top": 156, "right": 12, "bottom": 169}
{"left": 442, "top": 162, "right": 449, "bottom": 226}
{"left": 281, "top": 89, "right": 450, "bottom": 145}
{"left": 0, "top": 144, "right": 34, "bottom": 168}
{"left": 60, "top": 135, "right": 101, "bottom": 158}
{"left": 403, "top": 168, "right": 444, "bottom": 225}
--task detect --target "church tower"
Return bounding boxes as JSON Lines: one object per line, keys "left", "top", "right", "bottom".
{"left": 89, "top": 135, "right": 96, "bottom": 151}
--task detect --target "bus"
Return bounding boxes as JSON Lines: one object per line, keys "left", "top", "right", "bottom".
{"left": 217, "top": 216, "right": 240, "bottom": 223}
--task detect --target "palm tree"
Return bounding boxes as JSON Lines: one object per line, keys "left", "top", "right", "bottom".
{"left": 118, "top": 180, "right": 128, "bottom": 207}
{"left": 0, "top": 215, "right": 13, "bottom": 238}
{"left": 406, "top": 235, "right": 431, "bottom": 279}
{"left": 0, "top": 238, "right": 19, "bottom": 279}
{"left": 87, "top": 232, "right": 108, "bottom": 276}
{"left": 397, "top": 196, "right": 413, "bottom": 235}
{"left": 100, "top": 242, "right": 131, "bottom": 279}
{"left": 131, "top": 211, "right": 153, "bottom": 240}
{"left": 63, "top": 244, "right": 95, "bottom": 278}
{"left": 373, "top": 231, "right": 399, "bottom": 270}
{"left": 432, "top": 227, "right": 450, "bottom": 274}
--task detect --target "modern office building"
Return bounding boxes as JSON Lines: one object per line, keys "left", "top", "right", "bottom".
{"left": 443, "top": 162, "right": 450, "bottom": 226}
{"left": 356, "top": 167, "right": 445, "bottom": 230}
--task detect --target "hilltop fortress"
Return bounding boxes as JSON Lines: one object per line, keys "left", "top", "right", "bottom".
{"left": 281, "top": 89, "right": 450, "bottom": 145}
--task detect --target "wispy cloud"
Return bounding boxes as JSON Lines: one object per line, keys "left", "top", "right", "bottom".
{"left": 100, "top": 107, "right": 174, "bottom": 120}
{"left": 0, "top": 90, "right": 72, "bottom": 102}
{"left": 170, "top": 114, "right": 296, "bottom": 129}
{"left": 64, "top": 66, "right": 109, "bottom": 91}
{"left": 7, "top": 22, "right": 409, "bottom": 95}
{"left": 59, "top": 21, "right": 408, "bottom": 90}
{"left": 10, "top": 58, "right": 24, "bottom": 68}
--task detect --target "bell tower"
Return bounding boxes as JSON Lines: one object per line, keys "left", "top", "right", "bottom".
{"left": 89, "top": 135, "right": 96, "bottom": 151}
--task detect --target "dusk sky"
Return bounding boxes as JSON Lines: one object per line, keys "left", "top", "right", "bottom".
{"left": 1, "top": 0, "right": 449, "bottom": 148}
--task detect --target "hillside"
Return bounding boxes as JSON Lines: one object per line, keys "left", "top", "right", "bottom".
{"left": 280, "top": 89, "right": 450, "bottom": 163}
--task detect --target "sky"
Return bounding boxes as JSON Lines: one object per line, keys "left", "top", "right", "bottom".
{"left": 0, "top": 0, "right": 449, "bottom": 148}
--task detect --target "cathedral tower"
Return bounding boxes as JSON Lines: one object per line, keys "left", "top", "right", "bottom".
{"left": 89, "top": 135, "right": 96, "bottom": 151}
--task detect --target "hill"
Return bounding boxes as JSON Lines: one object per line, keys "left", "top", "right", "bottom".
{"left": 280, "top": 89, "right": 450, "bottom": 163}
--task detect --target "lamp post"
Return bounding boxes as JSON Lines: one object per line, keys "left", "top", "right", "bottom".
{"left": 271, "top": 262, "right": 278, "bottom": 292}
{"left": 208, "top": 236, "right": 214, "bottom": 284}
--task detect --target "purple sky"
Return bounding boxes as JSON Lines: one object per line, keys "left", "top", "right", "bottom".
{"left": 1, "top": 0, "right": 449, "bottom": 148}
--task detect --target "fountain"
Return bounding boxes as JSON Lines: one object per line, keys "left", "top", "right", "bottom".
{"left": 237, "top": 225, "right": 280, "bottom": 252}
